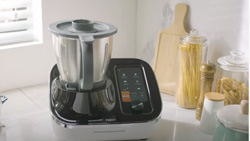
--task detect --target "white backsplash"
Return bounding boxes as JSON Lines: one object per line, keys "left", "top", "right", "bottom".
{"left": 0, "top": 0, "right": 248, "bottom": 92}
{"left": 136, "top": 0, "right": 249, "bottom": 65}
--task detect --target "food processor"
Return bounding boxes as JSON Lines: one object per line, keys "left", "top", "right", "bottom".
{"left": 48, "top": 19, "right": 162, "bottom": 141}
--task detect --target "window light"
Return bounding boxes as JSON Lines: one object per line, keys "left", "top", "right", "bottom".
{"left": 0, "top": 0, "right": 42, "bottom": 49}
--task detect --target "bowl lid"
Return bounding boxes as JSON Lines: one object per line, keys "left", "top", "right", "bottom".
{"left": 216, "top": 105, "right": 248, "bottom": 132}
{"left": 217, "top": 51, "right": 249, "bottom": 72}
{"left": 49, "top": 19, "right": 117, "bottom": 38}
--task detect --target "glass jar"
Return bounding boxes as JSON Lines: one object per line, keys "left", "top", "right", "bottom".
{"left": 216, "top": 51, "right": 249, "bottom": 105}
{"left": 175, "top": 29, "right": 208, "bottom": 108}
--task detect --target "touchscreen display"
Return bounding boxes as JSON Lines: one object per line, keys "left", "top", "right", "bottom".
{"left": 116, "top": 67, "right": 149, "bottom": 103}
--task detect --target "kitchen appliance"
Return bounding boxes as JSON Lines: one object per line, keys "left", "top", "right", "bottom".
{"left": 49, "top": 19, "right": 162, "bottom": 141}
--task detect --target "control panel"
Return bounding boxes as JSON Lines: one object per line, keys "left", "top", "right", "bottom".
{"left": 115, "top": 65, "right": 153, "bottom": 114}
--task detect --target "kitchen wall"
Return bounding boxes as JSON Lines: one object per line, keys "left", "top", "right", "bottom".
{"left": 136, "top": 0, "right": 249, "bottom": 65}
{"left": 0, "top": 0, "right": 137, "bottom": 92}
{"left": 0, "top": 0, "right": 248, "bottom": 92}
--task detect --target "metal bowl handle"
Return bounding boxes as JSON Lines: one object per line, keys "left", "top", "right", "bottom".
{"left": 79, "top": 35, "right": 94, "bottom": 90}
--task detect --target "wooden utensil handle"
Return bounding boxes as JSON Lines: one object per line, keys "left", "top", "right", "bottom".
{"left": 163, "top": 3, "right": 188, "bottom": 34}
{"left": 153, "top": 3, "right": 188, "bottom": 95}
{"left": 174, "top": 3, "right": 188, "bottom": 25}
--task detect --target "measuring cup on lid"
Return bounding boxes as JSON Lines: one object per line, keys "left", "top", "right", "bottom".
{"left": 0, "top": 95, "right": 8, "bottom": 117}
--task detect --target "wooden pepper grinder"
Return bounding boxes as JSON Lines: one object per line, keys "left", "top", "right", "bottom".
{"left": 196, "top": 62, "right": 216, "bottom": 120}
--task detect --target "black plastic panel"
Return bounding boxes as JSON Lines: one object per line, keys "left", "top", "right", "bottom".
{"left": 50, "top": 58, "right": 162, "bottom": 125}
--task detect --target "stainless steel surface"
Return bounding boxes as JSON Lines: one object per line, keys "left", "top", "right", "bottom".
{"left": 52, "top": 34, "right": 113, "bottom": 89}
{"left": 72, "top": 79, "right": 116, "bottom": 115}
{"left": 50, "top": 77, "right": 116, "bottom": 120}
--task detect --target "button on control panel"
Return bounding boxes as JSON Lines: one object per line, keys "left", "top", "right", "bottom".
{"left": 121, "top": 91, "right": 131, "bottom": 102}
{"left": 115, "top": 65, "right": 153, "bottom": 114}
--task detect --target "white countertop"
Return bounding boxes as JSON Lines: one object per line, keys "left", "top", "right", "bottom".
{"left": 0, "top": 84, "right": 213, "bottom": 141}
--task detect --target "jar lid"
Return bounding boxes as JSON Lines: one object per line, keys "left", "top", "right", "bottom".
{"left": 205, "top": 92, "right": 225, "bottom": 101}
{"left": 217, "top": 51, "right": 249, "bottom": 72}
{"left": 180, "top": 29, "right": 207, "bottom": 44}
{"left": 216, "top": 105, "right": 249, "bottom": 132}
{"left": 49, "top": 19, "right": 117, "bottom": 38}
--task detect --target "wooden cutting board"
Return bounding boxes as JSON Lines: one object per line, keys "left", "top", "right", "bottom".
{"left": 153, "top": 3, "right": 188, "bottom": 95}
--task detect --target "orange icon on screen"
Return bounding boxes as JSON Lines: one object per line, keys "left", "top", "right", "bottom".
{"left": 121, "top": 91, "right": 131, "bottom": 102}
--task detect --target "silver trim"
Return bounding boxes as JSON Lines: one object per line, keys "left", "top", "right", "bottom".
{"left": 51, "top": 112, "right": 161, "bottom": 129}
{"left": 141, "top": 64, "right": 155, "bottom": 113}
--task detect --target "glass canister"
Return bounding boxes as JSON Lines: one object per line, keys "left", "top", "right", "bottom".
{"left": 175, "top": 29, "right": 208, "bottom": 108}
{"left": 216, "top": 51, "right": 249, "bottom": 105}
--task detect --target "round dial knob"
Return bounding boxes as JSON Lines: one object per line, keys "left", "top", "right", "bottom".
{"left": 131, "top": 101, "right": 144, "bottom": 113}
